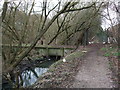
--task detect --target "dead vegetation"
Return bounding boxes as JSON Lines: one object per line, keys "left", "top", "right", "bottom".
{"left": 31, "top": 49, "right": 86, "bottom": 88}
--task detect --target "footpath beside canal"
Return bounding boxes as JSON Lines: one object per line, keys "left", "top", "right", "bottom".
{"left": 32, "top": 44, "right": 116, "bottom": 88}
{"left": 32, "top": 46, "right": 86, "bottom": 88}
{"left": 70, "top": 45, "right": 113, "bottom": 88}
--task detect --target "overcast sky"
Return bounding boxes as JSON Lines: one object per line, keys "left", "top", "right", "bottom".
{"left": 0, "top": 0, "right": 119, "bottom": 29}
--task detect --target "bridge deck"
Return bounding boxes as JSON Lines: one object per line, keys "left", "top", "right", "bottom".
{"left": 2, "top": 44, "right": 75, "bottom": 49}
{"left": 2, "top": 44, "right": 75, "bottom": 57}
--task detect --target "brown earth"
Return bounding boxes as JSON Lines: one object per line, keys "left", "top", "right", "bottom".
{"left": 70, "top": 44, "right": 115, "bottom": 88}
{"left": 32, "top": 44, "right": 117, "bottom": 88}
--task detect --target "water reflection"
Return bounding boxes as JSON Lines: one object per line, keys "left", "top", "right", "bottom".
{"left": 21, "top": 68, "right": 48, "bottom": 87}
{"left": 2, "top": 56, "right": 61, "bottom": 89}
{"left": 19, "top": 57, "right": 60, "bottom": 87}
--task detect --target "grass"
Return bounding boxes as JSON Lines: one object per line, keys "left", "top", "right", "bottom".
{"left": 48, "top": 51, "right": 84, "bottom": 72}
{"left": 109, "top": 60, "right": 113, "bottom": 69}
{"left": 101, "top": 45, "right": 119, "bottom": 86}
{"left": 101, "top": 46, "right": 119, "bottom": 57}
{"left": 31, "top": 49, "right": 86, "bottom": 88}
{"left": 100, "top": 47, "right": 108, "bottom": 51}
{"left": 104, "top": 52, "right": 111, "bottom": 57}
{"left": 112, "top": 52, "right": 120, "bottom": 56}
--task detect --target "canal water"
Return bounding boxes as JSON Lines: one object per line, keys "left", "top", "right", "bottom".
{"left": 21, "top": 68, "right": 48, "bottom": 87}
{"left": 2, "top": 56, "right": 61, "bottom": 89}
{"left": 21, "top": 60, "right": 57, "bottom": 87}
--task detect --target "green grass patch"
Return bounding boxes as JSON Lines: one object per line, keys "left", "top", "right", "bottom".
{"left": 112, "top": 52, "right": 120, "bottom": 56}
{"left": 31, "top": 50, "right": 86, "bottom": 88}
{"left": 109, "top": 47, "right": 116, "bottom": 51}
{"left": 104, "top": 52, "right": 111, "bottom": 57}
{"left": 100, "top": 47, "right": 108, "bottom": 51}
{"left": 101, "top": 47, "right": 115, "bottom": 51}
{"left": 101, "top": 46, "right": 119, "bottom": 57}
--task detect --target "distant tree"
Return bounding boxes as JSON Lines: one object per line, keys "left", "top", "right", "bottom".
{"left": 61, "top": 2, "right": 103, "bottom": 48}
{"left": 100, "top": 1, "right": 119, "bottom": 44}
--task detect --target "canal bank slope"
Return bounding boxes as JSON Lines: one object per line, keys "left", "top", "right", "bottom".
{"left": 31, "top": 47, "right": 88, "bottom": 88}
{"left": 31, "top": 44, "right": 114, "bottom": 88}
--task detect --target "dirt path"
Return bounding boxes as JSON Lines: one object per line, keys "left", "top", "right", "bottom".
{"left": 71, "top": 46, "right": 113, "bottom": 88}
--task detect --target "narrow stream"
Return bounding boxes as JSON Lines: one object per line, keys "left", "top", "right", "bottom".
{"left": 20, "top": 60, "right": 57, "bottom": 87}
{"left": 20, "top": 56, "right": 61, "bottom": 87}
{"left": 2, "top": 56, "right": 61, "bottom": 89}
{"left": 21, "top": 67, "right": 48, "bottom": 87}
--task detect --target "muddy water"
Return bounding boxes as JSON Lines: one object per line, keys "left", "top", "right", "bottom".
{"left": 20, "top": 57, "right": 60, "bottom": 87}
{"left": 21, "top": 67, "right": 48, "bottom": 87}
{"left": 2, "top": 56, "right": 61, "bottom": 89}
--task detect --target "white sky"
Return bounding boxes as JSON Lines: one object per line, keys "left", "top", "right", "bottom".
{"left": 101, "top": 8, "right": 118, "bottom": 29}
{"left": 0, "top": 0, "right": 119, "bottom": 29}
{"left": 101, "top": 1, "right": 119, "bottom": 29}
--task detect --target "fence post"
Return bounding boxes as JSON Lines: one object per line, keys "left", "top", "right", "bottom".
{"left": 62, "top": 48, "right": 64, "bottom": 57}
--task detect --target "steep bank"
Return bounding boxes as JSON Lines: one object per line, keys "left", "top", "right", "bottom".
{"left": 31, "top": 47, "right": 88, "bottom": 88}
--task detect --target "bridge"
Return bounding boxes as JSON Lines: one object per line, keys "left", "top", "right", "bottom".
{"left": 2, "top": 44, "right": 75, "bottom": 57}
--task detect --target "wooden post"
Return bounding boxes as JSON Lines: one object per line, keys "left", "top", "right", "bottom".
{"left": 46, "top": 47, "right": 49, "bottom": 58}
{"left": 62, "top": 48, "right": 64, "bottom": 57}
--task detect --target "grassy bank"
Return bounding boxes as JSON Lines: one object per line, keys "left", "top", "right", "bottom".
{"left": 31, "top": 48, "right": 88, "bottom": 88}
{"left": 100, "top": 45, "right": 119, "bottom": 87}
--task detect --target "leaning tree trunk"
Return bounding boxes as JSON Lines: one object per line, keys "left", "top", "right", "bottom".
{"left": 84, "top": 29, "right": 89, "bottom": 46}
{"left": 74, "top": 31, "right": 84, "bottom": 51}
{"left": 81, "top": 29, "right": 89, "bottom": 46}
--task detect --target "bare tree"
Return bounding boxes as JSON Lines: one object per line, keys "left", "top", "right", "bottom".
{"left": 2, "top": 0, "right": 98, "bottom": 87}
{"left": 101, "top": 2, "right": 119, "bottom": 44}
